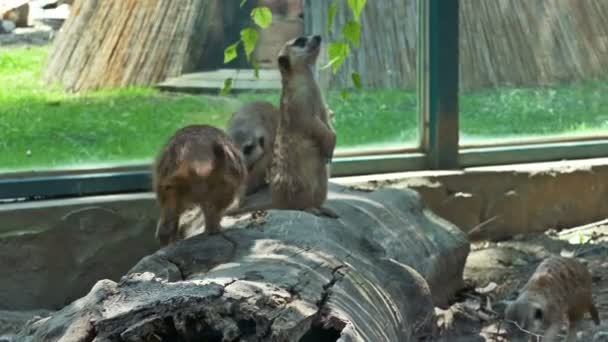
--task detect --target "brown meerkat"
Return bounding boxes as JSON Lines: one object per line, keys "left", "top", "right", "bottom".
{"left": 153, "top": 125, "right": 247, "bottom": 246}
{"left": 504, "top": 255, "right": 600, "bottom": 342}
{"left": 226, "top": 101, "right": 279, "bottom": 195}
{"left": 227, "top": 35, "right": 337, "bottom": 218}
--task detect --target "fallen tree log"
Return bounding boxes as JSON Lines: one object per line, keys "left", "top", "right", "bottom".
{"left": 16, "top": 184, "right": 470, "bottom": 342}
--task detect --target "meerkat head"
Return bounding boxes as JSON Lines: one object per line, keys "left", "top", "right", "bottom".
{"left": 228, "top": 126, "right": 267, "bottom": 171}
{"left": 277, "top": 35, "right": 322, "bottom": 74}
{"left": 504, "top": 298, "right": 546, "bottom": 334}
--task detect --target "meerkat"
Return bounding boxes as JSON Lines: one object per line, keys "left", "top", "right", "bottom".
{"left": 504, "top": 256, "right": 600, "bottom": 342}
{"left": 153, "top": 125, "right": 247, "bottom": 246}
{"left": 227, "top": 35, "right": 338, "bottom": 218}
{"left": 226, "top": 101, "right": 279, "bottom": 195}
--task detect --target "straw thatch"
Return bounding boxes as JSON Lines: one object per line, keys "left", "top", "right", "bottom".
{"left": 305, "top": 0, "right": 608, "bottom": 92}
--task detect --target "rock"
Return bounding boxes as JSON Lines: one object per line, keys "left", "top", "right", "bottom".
{"left": 0, "top": 310, "right": 53, "bottom": 342}
{"left": 15, "top": 184, "right": 470, "bottom": 341}
{"left": 0, "top": 207, "right": 158, "bottom": 311}
{"left": 0, "top": 20, "right": 16, "bottom": 34}
{"left": 2, "top": 2, "right": 29, "bottom": 27}
{"left": 594, "top": 331, "right": 608, "bottom": 342}
{"left": 0, "top": 24, "right": 55, "bottom": 46}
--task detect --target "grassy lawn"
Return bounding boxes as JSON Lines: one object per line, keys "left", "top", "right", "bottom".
{"left": 460, "top": 81, "right": 608, "bottom": 143}
{"left": 1, "top": 46, "right": 607, "bottom": 172}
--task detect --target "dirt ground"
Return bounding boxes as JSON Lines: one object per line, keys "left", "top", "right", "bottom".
{"left": 438, "top": 222, "right": 608, "bottom": 342}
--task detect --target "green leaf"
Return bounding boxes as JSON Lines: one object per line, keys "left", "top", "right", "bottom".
{"left": 220, "top": 78, "right": 233, "bottom": 96}
{"left": 240, "top": 0, "right": 247, "bottom": 7}
{"left": 224, "top": 41, "right": 240, "bottom": 64}
{"left": 240, "top": 28, "right": 259, "bottom": 61}
{"left": 251, "top": 7, "right": 273, "bottom": 29}
{"left": 327, "top": 3, "right": 338, "bottom": 33}
{"left": 324, "top": 42, "right": 350, "bottom": 74}
{"left": 342, "top": 20, "right": 361, "bottom": 48}
{"left": 252, "top": 59, "right": 260, "bottom": 79}
{"left": 347, "top": 0, "right": 366, "bottom": 22}
{"left": 351, "top": 72, "right": 362, "bottom": 89}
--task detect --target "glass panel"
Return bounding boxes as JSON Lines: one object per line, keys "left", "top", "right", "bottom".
{"left": 459, "top": 0, "right": 608, "bottom": 146}
{"left": 0, "top": 0, "right": 418, "bottom": 175}
{"left": 311, "top": 0, "right": 419, "bottom": 153}
{"left": 0, "top": 46, "right": 236, "bottom": 171}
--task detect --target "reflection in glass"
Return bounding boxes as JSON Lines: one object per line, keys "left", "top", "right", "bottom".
{"left": 459, "top": 0, "right": 608, "bottom": 146}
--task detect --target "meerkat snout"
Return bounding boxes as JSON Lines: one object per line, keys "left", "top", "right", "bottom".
{"left": 226, "top": 101, "right": 279, "bottom": 195}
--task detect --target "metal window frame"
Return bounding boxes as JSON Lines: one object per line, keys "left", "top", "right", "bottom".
{"left": 1, "top": 0, "right": 607, "bottom": 201}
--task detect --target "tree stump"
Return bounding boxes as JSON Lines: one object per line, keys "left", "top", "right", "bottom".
{"left": 16, "top": 184, "right": 470, "bottom": 342}
{"left": 42, "top": 0, "right": 253, "bottom": 92}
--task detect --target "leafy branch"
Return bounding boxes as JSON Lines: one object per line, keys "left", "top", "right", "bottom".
{"left": 221, "top": 0, "right": 367, "bottom": 96}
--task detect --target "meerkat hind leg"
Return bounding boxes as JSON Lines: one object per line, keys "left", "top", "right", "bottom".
{"left": 565, "top": 320, "right": 579, "bottom": 342}
{"left": 203, "top": 208, "right": 238, "bottom": 249}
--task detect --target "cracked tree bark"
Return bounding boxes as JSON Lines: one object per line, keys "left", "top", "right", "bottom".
{"left": 15, "top": 184, "right": 470, "bottom": 342}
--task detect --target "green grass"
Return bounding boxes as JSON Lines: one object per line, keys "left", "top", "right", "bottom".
{"left": 238, "top": 90, "right": 419, "bottom": 150}
{"left": 460, "top": 82, "right": 608, "bottom": 143}
{"left": 1, "top": 46, "right": 607, "bottom": 172}
{"left": 0, "top": 47, "right": 242, "bottom": 171}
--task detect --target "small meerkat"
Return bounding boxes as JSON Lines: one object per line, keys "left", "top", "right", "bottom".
{"left": 153, "top": 125, "right": 247, "bottom": 246}
{"left": 228, "top": 35, "right": 338, "bottom": 218}
{"left": 226, "top": 101, "right": 279, "bottom": 195}
{"left": 504, "top": 256, "right": 600, "bottom": 342}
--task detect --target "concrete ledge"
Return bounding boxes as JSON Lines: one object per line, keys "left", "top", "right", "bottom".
{"left": 335, "top": 157, "right": 608, "bottom": 240}
{"left": 2, "top": 157, "right": 608, "bottom": 240}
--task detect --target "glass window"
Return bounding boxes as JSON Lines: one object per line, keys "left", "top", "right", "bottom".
{"left": 0, "top": 0, "right": 418, "bottom": 175}
{"left": 459, "top": 0, "right": 608, "bottom": 146}
{"left": 310, "top": 0, "right": 419, "bottom": 154}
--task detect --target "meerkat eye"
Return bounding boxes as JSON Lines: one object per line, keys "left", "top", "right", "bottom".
{"left": 533, "top": 308, "right": 543, "bottom": 321}
{"left": 243, "top": 144, "right": 254, "bottom": 156}
{"left": 293, "top": 37, "right": 307, "bottom": 47}
{"left": 258, "top": 136, "right": 265, "bottom": 147}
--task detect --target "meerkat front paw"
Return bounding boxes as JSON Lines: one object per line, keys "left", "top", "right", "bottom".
{"left": 321, "top": 131, "right": 337, "bottom": 160}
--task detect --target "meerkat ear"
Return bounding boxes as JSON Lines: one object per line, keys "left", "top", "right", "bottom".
{"left": 277, "top": 55, "right": 290, "bottom": 72}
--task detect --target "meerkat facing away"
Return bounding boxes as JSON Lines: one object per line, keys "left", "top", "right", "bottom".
{"left": 227, "top": 101, "right": 279, "bottom": 195}
{"left": 228, "top": 35, "right": 337, "bottom": 218}
{"left": 153, "top": 125, "right": 247, "bottom": 246}
{"left": 504, "top": 256, "right": 600, "bottom": 342}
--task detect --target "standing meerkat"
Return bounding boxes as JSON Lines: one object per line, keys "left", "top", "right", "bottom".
{"left": 227, "top": 101, "right": 279, "bottom": 195}
{"left": 504, "top": 256, "right": 600, "bottom": 342}
{"left": 228, "top": 35, "right": 338, "bottom": 218}
{"left": 153, "top": 125, "right": 247, "bottom": 246}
